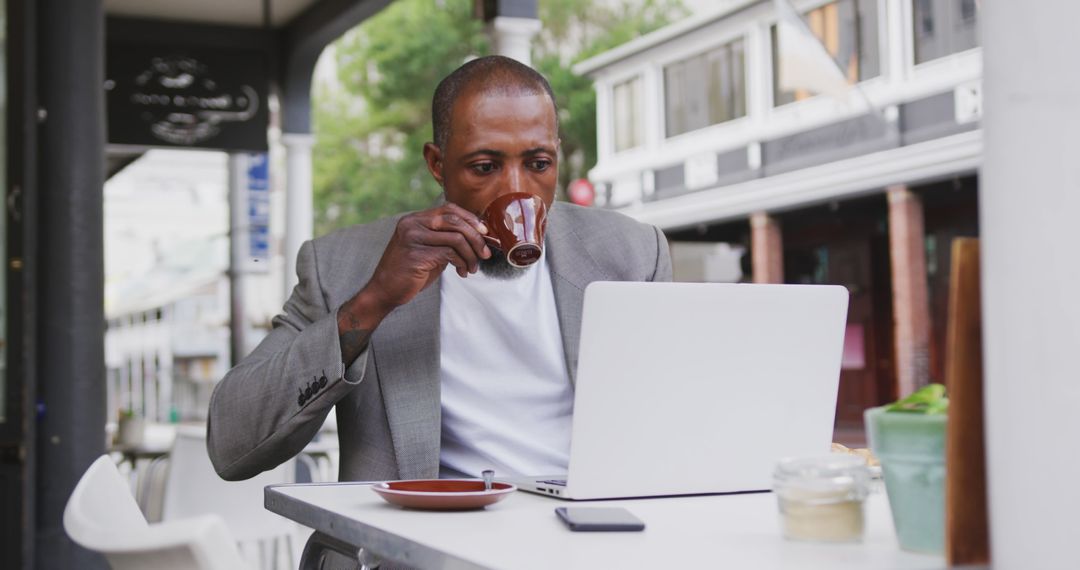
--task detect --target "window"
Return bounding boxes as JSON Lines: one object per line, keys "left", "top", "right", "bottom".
{"left": 913, "top": 0, "right": 980, "bottom": 64}
{"left": 612, "top": 76, "right": 643, "bottom": 152}
{"left": 772, "top": 0, "right": 880, "bottom": 106}
{"left": 664, "top": 38, "right": 746, "bottom": 138}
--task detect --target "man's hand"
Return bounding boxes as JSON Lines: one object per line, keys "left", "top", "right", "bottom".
{"left": 368, "top": 202, "right": 492, "bottom": 306}
{"left": 336, "top": 203, "right": 491, "bottom": 366}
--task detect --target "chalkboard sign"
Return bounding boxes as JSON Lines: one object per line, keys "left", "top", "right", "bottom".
{"left": 106, "top": 45, "right": 269, "bottom": 151}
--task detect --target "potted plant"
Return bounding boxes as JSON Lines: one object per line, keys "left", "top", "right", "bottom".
{"left": 864, "top": 383, "right": 948, "bottom": 554}
{"left": 116, "top": 407, "right": 145, "bottom": 447}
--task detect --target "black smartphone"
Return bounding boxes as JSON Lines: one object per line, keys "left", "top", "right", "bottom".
{"left": 555, "top": 507, "right": 645, "bottom": 532}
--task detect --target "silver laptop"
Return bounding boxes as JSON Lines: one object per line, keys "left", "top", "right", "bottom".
{"left": 513, "top": 281, "right": 849, "bottom": 500}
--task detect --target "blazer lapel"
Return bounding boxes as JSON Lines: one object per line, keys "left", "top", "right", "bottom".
{"left": 371, "top": 280, "right": 442, "bottom": 480}
{"left": 546, "top": 204, "right": 607, "bottom": 384}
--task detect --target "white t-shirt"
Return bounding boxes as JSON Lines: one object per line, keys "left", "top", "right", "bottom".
{"left": 438, "top": 252, "right": 574, "bottom": 478}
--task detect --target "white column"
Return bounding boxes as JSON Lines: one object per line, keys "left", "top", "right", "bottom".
{"left": 282, "top": 133, "right": 315, "bottom": 300}
{"left": 595, "top": 82, "right": 613, "bottom": 161}
{"left": 228, "top": 153, "right": 248, "bottom": 367}
{"left": 745, "top": 23, "right": 767, "bottom": 127}
{"left": 884, "top": 0, "right": 907, "bottom": 85}
{"left": 982, "top": 2, "right": 1080, "bottom": 569}
{"left": 642, "top": 65, "right": 662, "bottom": 150}
{"left": 488, "top": 16, "right": 542, "bottom": 66}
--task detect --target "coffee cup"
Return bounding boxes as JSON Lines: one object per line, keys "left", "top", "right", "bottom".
{"left": 480, "top": 192, "right": 548, "bottom": 268}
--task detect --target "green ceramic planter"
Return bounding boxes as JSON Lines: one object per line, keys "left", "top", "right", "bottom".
{"left": 864, "top": 406, "right": 947, "bottom": 554}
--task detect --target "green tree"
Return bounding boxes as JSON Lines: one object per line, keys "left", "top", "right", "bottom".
{"left": 535, "top": 0, "right": 686, "bottom": 192}
{"left": 312, "top": 0, "right": 684, "bottom": 235}
{"left": 313, "top": 0, "right": 485, "bottom": 234}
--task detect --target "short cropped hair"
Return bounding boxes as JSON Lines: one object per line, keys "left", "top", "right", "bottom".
{"left": 431, "top": 55, "right": 558, "bottom": 151}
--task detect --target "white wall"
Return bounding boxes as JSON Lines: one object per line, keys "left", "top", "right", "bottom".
{"left": 981, "top": 1, "right": 1080, "bottom": 568}
{"left": 104, "top": 150, "right": 229, "bottom": 312}
{"left": 670, "top": 242, "right": 745, "bottom": 282}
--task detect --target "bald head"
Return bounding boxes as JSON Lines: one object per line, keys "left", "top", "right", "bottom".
{"left": 431, "top": 55, "right": 558, "bottom": 151}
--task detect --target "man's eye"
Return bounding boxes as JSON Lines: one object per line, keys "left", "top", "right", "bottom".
{"left": 528, "top": 160, "right": 551, "bottom": 171}
{"left": 471, "top": 163, "right": 496, "bottom": 174}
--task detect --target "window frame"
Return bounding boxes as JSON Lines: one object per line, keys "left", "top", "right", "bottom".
{"left": 658, "top": 34, "right": 750, "bottom": 141}
{"left": 611, "top": 74, "right": 645, "bottom": 153}
{"left": 769, "top": 0, "right": 885, "bottom": 109}
{"left": 910, "top": 0, "right": 981, "bottom": 67}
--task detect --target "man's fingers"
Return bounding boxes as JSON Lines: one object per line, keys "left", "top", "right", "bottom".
{"left": 423, "top": 244, "right": 470, "bottom": 278}
{"left": 423, "top": 213, "right": 489, "bottom": 262}
{"left": 418, "top": 230, "right": 481, "bottom": 273}
{"left": 381, "top": 204, "right": 492, "bottom": 291}
{"left": 440, "top": 202, "right": 487, "bottom": 234}
{"left": 434, "top": 204, "right": 491, "bottom": 260}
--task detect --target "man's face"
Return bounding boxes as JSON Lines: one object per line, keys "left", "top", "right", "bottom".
{"left": 424, "top": 88, "right": 559, "bottom": 217}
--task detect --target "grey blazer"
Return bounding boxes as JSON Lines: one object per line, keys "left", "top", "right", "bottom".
{"left": 207, "top": 201, "right": 672, "bottom": 481}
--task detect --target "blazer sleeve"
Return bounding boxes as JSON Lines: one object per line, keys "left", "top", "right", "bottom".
{"left": 650, "top": 225, "right": 674, "bottom": 282}
{"left": 206, "top": 239, "right": 371, "bottom": 481}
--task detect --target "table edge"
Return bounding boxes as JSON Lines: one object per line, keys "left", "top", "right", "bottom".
{"left": 264, "top": 483, "right": 492, "bottom": 570}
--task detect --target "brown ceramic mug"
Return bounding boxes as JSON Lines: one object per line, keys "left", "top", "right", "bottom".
{"left": 480, "top": 192, "right": 548, "bottom": 268}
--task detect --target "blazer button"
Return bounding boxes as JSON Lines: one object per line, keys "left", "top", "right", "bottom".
{"left": 297, "top": 395, "right": 305, "bottom": 406}
{"left": 319, "top": 375, "right": 328, "bottom": 388}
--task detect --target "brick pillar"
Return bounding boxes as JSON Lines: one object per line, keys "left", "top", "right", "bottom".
{"left": 887, "top": 185, "right": 932, "bottom": 397}
{"left": 750, "top": 212, "right": 784, "bottom": 284}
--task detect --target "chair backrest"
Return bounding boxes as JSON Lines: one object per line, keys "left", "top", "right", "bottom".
{"left": 65, "top": 455, "right": 149, "bottom": 541}
{"left": 162, "top": 425, "right": 295, "bottom": 543}
{"left": 64, "top": 455, "right": 248, "bottom": 570}
{"left": 138, "top": 455, "right": 172, "bottom": 523}
{"left": 944, "top": 238, "right": 991, "bottom": 565}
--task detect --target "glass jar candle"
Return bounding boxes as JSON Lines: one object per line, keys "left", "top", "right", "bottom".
{"left": 773, "top": 455, "right": 870, "bottom": 542}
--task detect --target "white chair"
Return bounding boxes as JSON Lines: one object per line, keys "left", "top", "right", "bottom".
{"left": 137, "top": 455, "right": 171, "bottom": 522}
{"left": 64, "top": 455, "right": 248, "bottom": 570}
{"left": 162, "top": 425, "right": 299, "bottom": 570}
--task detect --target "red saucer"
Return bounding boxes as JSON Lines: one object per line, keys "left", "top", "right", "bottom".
{"left": 371, "top": 479, "right": 517, "bottom": 510}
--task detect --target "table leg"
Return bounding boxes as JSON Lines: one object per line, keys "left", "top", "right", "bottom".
{"left": 300, "top": 531, "right": 383, "bottom": 570}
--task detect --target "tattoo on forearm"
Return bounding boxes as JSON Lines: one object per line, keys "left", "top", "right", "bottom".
{"left": 338, "top": 310, "right": 373, "bottom": 367}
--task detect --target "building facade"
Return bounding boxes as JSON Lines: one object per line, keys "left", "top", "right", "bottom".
{"left": 105, "top": 275, "right": 231, "bottom": 425}
{"left": 101, "top": 144, "right": 289, "bottom": 427}
{"left": 576, "top": 0, "right": 981, "bottom": 433}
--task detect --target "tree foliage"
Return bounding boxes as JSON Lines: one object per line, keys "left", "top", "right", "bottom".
{"left": 312, "top": 0, "right": 685, "bottom": 234}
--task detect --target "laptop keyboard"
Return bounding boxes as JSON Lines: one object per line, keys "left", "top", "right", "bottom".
{"left": 539, "top": 479, "right": 567, "bottom": 486}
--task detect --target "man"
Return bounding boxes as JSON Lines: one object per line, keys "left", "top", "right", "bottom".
{"left": 207, "top": 56, "right": 671, "bottom": 485}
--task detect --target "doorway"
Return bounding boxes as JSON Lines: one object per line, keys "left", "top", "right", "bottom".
{"left": 780, "top": 196, "right": 896, "bottom": 443}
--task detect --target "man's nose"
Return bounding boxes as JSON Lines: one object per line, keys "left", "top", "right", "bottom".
{"left": 500, "top": 166, "right": 523, "bottom": 196}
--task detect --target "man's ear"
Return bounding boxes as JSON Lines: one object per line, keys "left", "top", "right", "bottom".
{"left": 423, "top": 143, "right": 444, "bottom": 187}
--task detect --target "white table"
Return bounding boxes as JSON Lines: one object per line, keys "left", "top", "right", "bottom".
{"left": 265, "top": 482, "right": 948, "bottom": 569}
